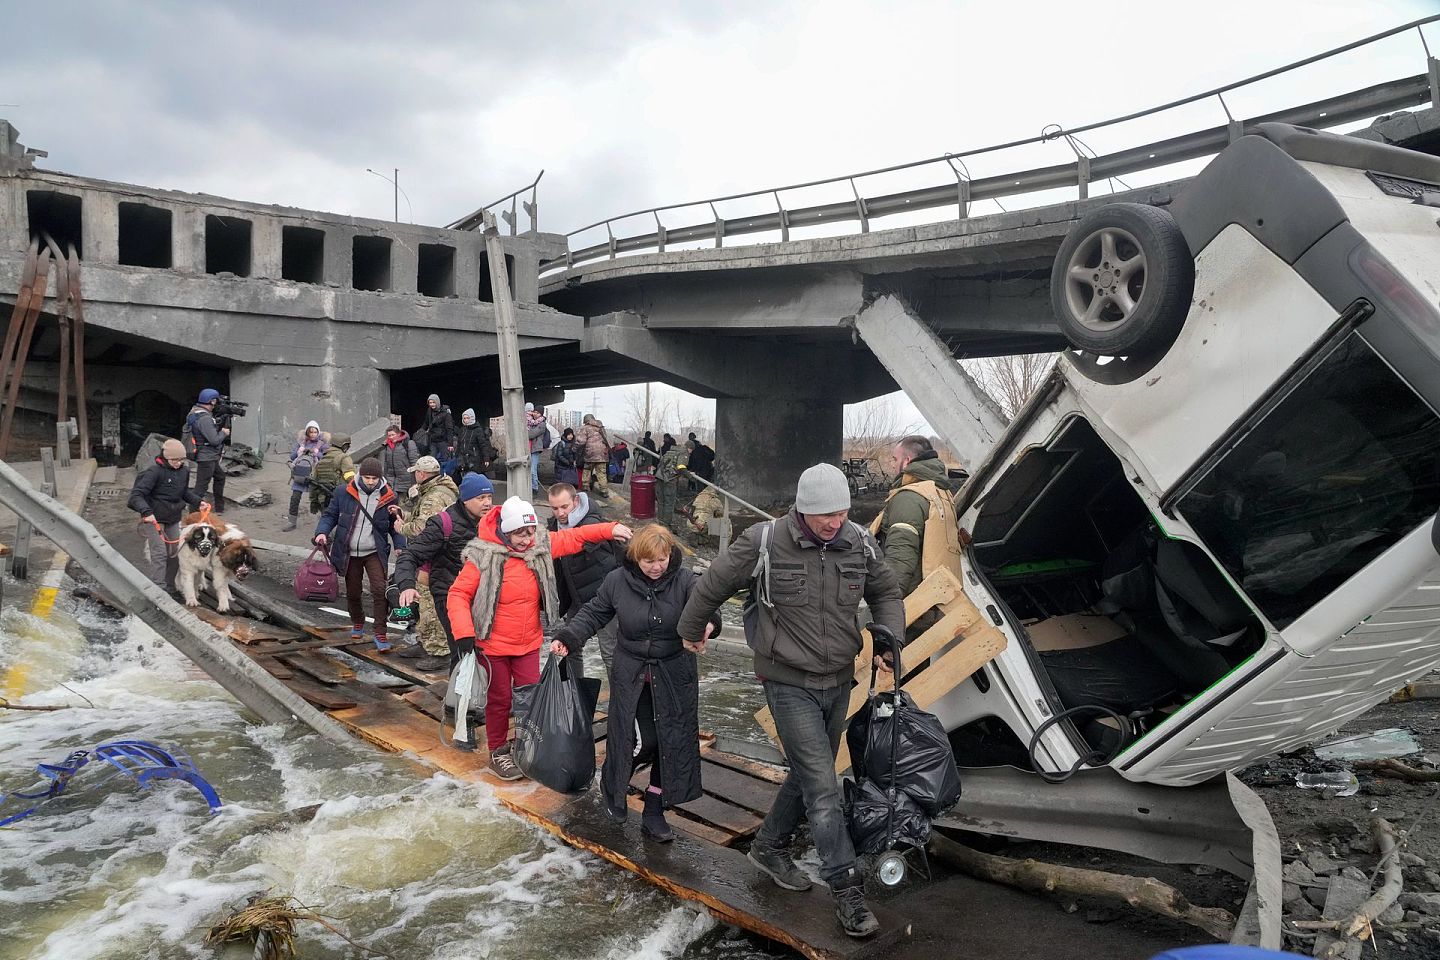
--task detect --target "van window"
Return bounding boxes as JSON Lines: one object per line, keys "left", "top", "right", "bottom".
{"left": 1176, "top": 332, "right": 1440, "bottom": 628}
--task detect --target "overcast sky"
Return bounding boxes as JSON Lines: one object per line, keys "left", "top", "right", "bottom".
{"left": 3, "top": 0, "right": 1433, "bottom": 432}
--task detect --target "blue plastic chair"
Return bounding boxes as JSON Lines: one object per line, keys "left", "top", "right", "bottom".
{"left": 92, "top": 740, "right": 223, "bottom": 814}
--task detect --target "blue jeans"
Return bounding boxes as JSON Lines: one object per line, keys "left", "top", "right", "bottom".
{"left": 529, "top": 452, "right": 540, "bottom": 490}
{"left": 757, "top": 680, "right": 855, "bottom": 884}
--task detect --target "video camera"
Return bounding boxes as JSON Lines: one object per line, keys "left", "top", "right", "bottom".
{"left": 213, "top": 396, "right": 248, "bottom": 431}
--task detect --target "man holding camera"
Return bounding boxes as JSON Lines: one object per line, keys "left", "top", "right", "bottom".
{"left": 184, "top": 387, "right": 230, "bottom": 512}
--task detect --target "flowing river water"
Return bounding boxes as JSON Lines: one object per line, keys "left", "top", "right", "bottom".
{"left": 0, "top": 581, "right": 790, "bottom": 960}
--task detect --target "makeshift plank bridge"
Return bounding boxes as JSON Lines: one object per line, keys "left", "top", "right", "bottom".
{"left": 195, "top": 602, "right": 912, "bottom": 960}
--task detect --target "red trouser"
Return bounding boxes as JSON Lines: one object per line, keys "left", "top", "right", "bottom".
{"left": 484, "top": 650, "right": 541, "bottom": 751}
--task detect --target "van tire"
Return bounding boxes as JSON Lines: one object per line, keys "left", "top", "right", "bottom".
{"left": 1050, "top": 203, "right": 1194, "bottom": 358}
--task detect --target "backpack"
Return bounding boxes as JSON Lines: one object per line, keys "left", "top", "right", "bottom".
{"left": 180, "top": 412, "right": 202, "bottom": 460}
{"left": 291, "top": 449, "right": 318, "bottom": 485}
{"left": 541, "top": 425, "right": 553, "bottom": 450}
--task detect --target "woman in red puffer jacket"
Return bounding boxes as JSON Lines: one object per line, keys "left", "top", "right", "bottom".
{"left": 447, "top": 496, "right": 631, "bottom": 777}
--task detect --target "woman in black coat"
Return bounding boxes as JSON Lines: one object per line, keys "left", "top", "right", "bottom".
{"left": 551, "top": 523, "right": 718, "bottom": 842}
{"left": 552, "top": 427, "right": 582, "bottom": 487}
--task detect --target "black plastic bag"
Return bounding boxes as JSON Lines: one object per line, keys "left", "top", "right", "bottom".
{"left": 843, "top": 777, "right": 931, "bottom": 855}
{"left": 846, "top": 690, "right": 962, "bottom": 818}
{"left": 511, "top": 655, "right": 603, "bottom": 793}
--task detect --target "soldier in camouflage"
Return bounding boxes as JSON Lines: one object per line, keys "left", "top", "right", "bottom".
{"left": 656, "top": 444, "right": 688, "bottom": 531}
{"left": 394, "top": 455, "right": 459, "bottom": 670}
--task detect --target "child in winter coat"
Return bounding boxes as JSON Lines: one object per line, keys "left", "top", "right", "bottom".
{"left": 446, "top": 496, "right": 632, "bottom": 770}
{"left": 285, "top": 421, "right": 329, "bottom": 531}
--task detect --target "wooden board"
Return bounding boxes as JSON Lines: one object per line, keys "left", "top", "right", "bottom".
{"left": 342, "top": 642, "right": 449, "bottom": 686}
{"left": 287, "top": 677, "right": 358, "bottom": 710}
{"left": 699, "top": 757, "right": 781, "bottom": 815}
{"left": 401, "top": 687, "right": 446, "bottom": 722}
{"left": 701, "top": 746, "right": 788, "bottom": 785}
{"left": 624, "top": 793, "right": 737, "bottom": 846}
{"left": 278, "top": 651, "right": 356, "bottom": 685}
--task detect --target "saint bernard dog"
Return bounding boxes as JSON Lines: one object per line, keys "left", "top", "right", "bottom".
{"left": 177, "top": 510, "right": 259, "bottom": 613}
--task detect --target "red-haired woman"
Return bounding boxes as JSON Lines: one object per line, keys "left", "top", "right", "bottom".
{"left": 552, "top": 523, "right": 718, "bottom": 841}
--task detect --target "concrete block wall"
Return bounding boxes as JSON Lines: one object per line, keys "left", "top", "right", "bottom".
{"left": 0, "top": 171, "right": 548, "bottom": 303}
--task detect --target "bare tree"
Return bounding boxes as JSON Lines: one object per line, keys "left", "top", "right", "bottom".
{"left": 965, "top": 353, "right": 1057, "bottom": 419}
{"left": 843, "top": 396, "right": 923, "bottom": 486}
{"left": 620, "top": 384, "right": 677, "bottom": 439}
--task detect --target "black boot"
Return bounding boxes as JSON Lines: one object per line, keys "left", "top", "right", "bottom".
{"left": 599, "top": 781, "right": 627, "bottom": 824}
{"left": 641, "top": 788, "right": 673, "bottom": 842}
{"left": 831, "top": 868, "right": 880, "bottom": 938}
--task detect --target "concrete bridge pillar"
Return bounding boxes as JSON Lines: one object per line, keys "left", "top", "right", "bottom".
{"left": 228, "top": 363, "right": 389, "bottom": 456}
{"left": 714, "top": 396, "right": 842, "bottom": 509}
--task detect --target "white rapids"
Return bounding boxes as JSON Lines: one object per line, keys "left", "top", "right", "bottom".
{"left": 0, "top": 583, "right": 782, "bottom": 960}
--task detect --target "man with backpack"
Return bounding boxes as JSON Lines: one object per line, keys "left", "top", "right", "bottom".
{"left": 310, "top": 433, "right": 355, "bottom": 515}
{"left": 392, "top": 472, "right": 494, "bottom": 670}
{"left": 284, "top": 421, "right": 328, "bottom": 532}
{"left": 677, "top": 463, "right": 905, "bottom": 940}
{"left": 393, "top": 455, "right": 459, "bottom": 671}
{"left": 183, "top": 388, "right": 230, "bottom": 512}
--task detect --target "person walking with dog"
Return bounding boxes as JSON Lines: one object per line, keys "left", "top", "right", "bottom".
{"left": 313, "top": 457, "right": 403, "bottom": 652}
{"left": 445, "top": 497, "right": 632, "bottom": 776}
{"left": 283, "top": 421, "right": 328, "bottom": 532}
{"left": 128, "top": 438, "right": 203, "bottom": 592}
{"left": 393, "top": 455, "right": 458, "bottom": 672}
{"left": 550, "top": 523, "right": 718, "bottom": 841}
{"left": 184, "top": 388, "right": 229, "bottom": 513}
{"left": 677, "top": 463, "right": 905, "bottom": 940}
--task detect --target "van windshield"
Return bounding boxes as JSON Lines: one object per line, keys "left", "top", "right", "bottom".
{"left": 1176, "top": 332, "right": 1440, "bottom": 629}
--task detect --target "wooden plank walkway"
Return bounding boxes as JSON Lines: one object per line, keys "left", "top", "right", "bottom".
{"left": 198, "top": 609, "right": 909, "bottom": 960}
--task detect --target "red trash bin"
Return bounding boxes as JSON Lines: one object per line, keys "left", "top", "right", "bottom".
{"left": 630, "top": 474, "right": 657, "bottom": 520}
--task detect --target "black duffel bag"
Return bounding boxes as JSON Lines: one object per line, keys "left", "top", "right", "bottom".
{"left": 845, "top": 625, "right": 963, "bottom": 819}
{"left": 512, "top": 654, "right": 602, "bottom": 793}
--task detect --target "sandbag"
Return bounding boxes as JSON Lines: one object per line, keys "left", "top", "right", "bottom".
{"left": 511, "top": 655, "right": 602, "bottom": 794}
{"left": 843, "top": 777, "right": 930, "bottom": 855}
{"left": 846, "top": 689, "right": 962, "bottom": 818}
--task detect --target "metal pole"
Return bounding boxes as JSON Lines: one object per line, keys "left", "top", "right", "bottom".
{"left": 612, "top": 432, "right": 776, "bottom": 521}
{"left": 482, "top": 210, "right": 531, "bottom": 498}
{"left": 0, "top": 458, "right": 350, "bottom": 741}
{"left": 393, "top": 168, "right": 399, "bottom": 223}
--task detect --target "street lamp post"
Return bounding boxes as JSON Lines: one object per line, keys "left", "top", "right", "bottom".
{"left": 365, "top": 167, "right": 412, "bottom": 223}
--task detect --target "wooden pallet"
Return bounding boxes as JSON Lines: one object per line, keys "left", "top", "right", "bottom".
{"left": 753, "top": 565, "right": 1008, "bottom": 772}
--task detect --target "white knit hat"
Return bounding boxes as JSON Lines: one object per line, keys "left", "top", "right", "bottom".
{"left": 795, "top": 463, "right": 851, "bottom": 514}
{"left": 499, "top": 496, "right": 538, "bottom": 533}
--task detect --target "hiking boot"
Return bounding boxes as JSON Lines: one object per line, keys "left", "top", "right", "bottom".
{"left": 372, "top": 634, "right": 392, "bottom": 653}
{"left": 395, "top": 643, "right": 428, "bottom": 660}
{"left": 747, "top": 841, "right": 812, "bottom": 891}
{"left": 451, "top": 736, "right": 476, "bottom": 752}
{"left": 488, "top": 746, "right": 525, "bottom": 781}
{"left": 415, "top": 655, "right": 450, "bottom": 672}
{"left": 831, "top": 869, "right": 880, "bottom": 939}
{"left": 282, "top": 513, "right": 298, "bottom": 532}
{"left": 641, "top": 789, "right": 673, "bottom": 843}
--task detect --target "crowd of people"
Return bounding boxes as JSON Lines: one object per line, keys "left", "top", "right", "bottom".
{"left": 128, "top": 388, "right": 955, "bottom": 940}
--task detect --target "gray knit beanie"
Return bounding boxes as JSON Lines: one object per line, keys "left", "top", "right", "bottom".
{"left": 795, "top": 463, "right": 851, "bottom": 515}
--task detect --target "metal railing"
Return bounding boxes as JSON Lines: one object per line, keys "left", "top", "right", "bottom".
{"left": 447, "top": 169, "right": 544, "bottom": 235}
{"left": 543, "top": 16, "right": 1440, "bottom": 275}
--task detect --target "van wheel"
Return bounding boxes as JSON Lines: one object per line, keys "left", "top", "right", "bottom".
{"left": 1050, "top": 203, "right": 1194, "bottom": 358}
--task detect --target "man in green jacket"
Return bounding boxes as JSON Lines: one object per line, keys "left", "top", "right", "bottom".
{"left": 395, "top": 455, "right": 459, "bottom": 670}
{"left": 656, "top": 444, "right": 688, "bottom": 531}
{"left": 873, "top": 435, "right": 964, "bottom": 641}
{"left": 309, "top": 433, "right": 355, "bottom": 515}
{"left": 678, "top": 463, "right": 904, "bottom": 940}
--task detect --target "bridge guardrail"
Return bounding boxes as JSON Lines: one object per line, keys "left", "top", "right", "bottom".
{"left": 540, "top": 16, "right": 1440, "bottom": 276}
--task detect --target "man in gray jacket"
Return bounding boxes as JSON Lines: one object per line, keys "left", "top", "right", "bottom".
{"left": 678, "top": 463, "right": 904, "bottom": 940}
{"left": 184, "top": 388, "right": 230, "bottom": 512}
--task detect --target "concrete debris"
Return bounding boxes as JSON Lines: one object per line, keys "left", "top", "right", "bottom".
{"left": 230, "top": 489, "right": 273, "bottom": 509}
{"left": 1305, "top": 851, "right": 1346, "bottom": 876}
{"left": 1284, "top": 882, "right": 1304, "bottom": 904}
{"left": 1400, "top": 892, "right": 1440, "bottom": 916}
{"left": 1284, "top": 861, "right": 1318, "bottom": 886}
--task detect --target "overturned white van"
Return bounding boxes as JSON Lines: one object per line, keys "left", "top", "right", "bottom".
{"left": 936, "top": 122, "right": 1440, "bottom": 788}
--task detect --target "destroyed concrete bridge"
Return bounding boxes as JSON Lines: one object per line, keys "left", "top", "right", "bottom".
{"left": 2, "top": 18, "right": 1438, "bottom": 503}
